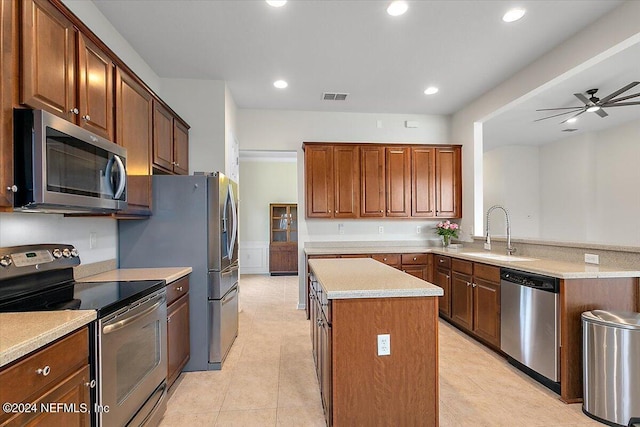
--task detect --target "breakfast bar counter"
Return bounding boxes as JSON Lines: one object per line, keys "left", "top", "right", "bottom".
{"left": 308, "top": 258, "right": 442, "bottom": 427}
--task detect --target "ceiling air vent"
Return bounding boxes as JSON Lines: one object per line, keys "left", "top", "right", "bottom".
{"left": 322, "top": 92, "right": 349, "bottom": 101}
{"left": 562, "top": 128, "right": 578, "bottom": 132}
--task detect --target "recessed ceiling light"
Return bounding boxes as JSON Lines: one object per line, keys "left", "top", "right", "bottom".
{"left": 586, "top": 105, "right": 601, "bottom": 113}
{"left": 424, "top": 87, "right": 439, "bottom": 95}
{"left": 502, "top": 8, "right": 526, "bottom": 23}
{"left": 274, "top": 80, "right": 288, "bottom": 89}
{"left": 266, "top": 0, "right": 287, "bottom": 7}
{"left": 566, "top": 117, "right": 578, "bottom": 124}
{"left": 387, "top": 1, "right": 408, "bottom": 16}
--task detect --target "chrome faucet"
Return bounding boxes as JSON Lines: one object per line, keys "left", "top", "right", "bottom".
{"left": 485, "top": 205, "right": 516, "bottom": 255}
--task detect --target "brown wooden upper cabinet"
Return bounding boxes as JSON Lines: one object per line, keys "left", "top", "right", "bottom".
{"left": 304, "top": 142, "right": 461, "bottom": 219}
{"left": 305, "top": 144, "right": 359, "bottom": 218}
{"left": 115, "top": 68, "right": 153, "bottom": 215}
{"left": 20, "top": 0, "right": 115, "bottom": 140}
{"left": 0, "top": 0, "right": 13, "bottom": 208}
{"left": 153, "top": 101, "right": 190, "bottom": 175}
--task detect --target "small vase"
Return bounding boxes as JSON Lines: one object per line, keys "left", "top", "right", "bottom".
{"left": 443, "top": 235, "right": 450, "bottom": 248}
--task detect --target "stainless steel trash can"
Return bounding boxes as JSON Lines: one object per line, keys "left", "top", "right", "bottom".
{"left": 582, "top": 310, "right": 640, "bottom": 427}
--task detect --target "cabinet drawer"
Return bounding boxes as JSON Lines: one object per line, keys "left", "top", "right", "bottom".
{"left": 474, "top": 263, "right": 501, "bottom": 283}
{"left": 167, "top": 275, "right": 190, "bottom": 305}
{"left": 452, "top": 259, "right": 473, "bottom": 275}
{"left": 434, "top": 255, "right": 451, "bottom": 269}
{"left": 0, "top": 328, "right": 88, "bottom": 406}
{"left": 371, "top": 254, "right": 401, "bottom": 266}
{"left": 401, "top": 253, "right": 428, "bottom": 265}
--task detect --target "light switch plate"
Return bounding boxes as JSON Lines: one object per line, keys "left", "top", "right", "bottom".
{"left": 378, "top": 226, "right": 384, "bottom": 234}
{"left": 377, "top": 334, "right": 390, "bottom": 356}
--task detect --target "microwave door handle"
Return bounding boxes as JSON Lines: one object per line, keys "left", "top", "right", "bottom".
{"left": 112, "top": 155, "right": 127, "bottom": 200}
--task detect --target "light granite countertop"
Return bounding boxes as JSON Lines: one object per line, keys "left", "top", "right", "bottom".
{"left": 0, "top": 310, "right": 96, "bottom": 368}
{"left": 305, "top": 245, "right": 640, "bottom": 279}
{"left": 308, "top": 258, "right": 443, "bottom": 299}
{"left": 77, "top": 267, "right": 192, "bottom": 284}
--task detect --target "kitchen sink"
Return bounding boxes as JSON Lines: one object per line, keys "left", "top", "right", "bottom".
{"left": 465, "top": 252, "right": 538, "bottom": 262}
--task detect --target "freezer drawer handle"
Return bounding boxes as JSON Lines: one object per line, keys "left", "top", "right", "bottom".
{"left": 221, "top": 288, "right": 238, "bottom": 305}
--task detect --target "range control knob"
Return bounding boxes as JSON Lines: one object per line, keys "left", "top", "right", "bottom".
{"left": 52, "top": 249, "right": 62, "bottom": 259}
{"left": 62, "top": 248, "right": 71, "bottom": 258}
{"left": 71, "top": 248, "right": 79, "bottom": 257}
{"left": 0, "top": 255, "right": 12, "bottom": 267}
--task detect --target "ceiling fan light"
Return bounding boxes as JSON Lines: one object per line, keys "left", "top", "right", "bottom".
{"left": 387, "top": 1, "right": 408, "bottom": 16}
{"left": 586, "top": 105, "right": 601, "bottom": 113}
{"left": 503, "top": 8, "right": 526, "bottom": 23}
{"left": 424, "top": 86, "right": 439, "bottom": 95}
{"left": 266, "top": 0, "right": 287, "bottom": 7}
{"left": 273, "top": 80, "right": 288, "bottom": 89}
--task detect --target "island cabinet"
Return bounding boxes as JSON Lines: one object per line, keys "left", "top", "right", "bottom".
{"left": 450, "top": 259, "right": 501, "bottom": 349}
{"left": 166, "top": 275, "right": 190, "bottom": 389}
{"left": 0, "top": 327, "right": 91, "bottom": 426}
{"left": 308, "top": 258, "right": 441, "bottom": 427}
{"left": 20, "top": 0, "right": 115, "bottom": 140}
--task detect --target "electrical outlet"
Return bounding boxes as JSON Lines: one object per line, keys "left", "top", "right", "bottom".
{"left": 378, "top": 226, "right": 384, "bottom": 234}
{"left": 89, "top": 232, "right": 97, "bottom": 249}
{"left": 584, "top": 253, "right": 599, "bottom": 264}
{"left": 377, "top": 334, "right": 390, "bottom": 356}
{"left": 416, "top": 226, "right": 421, "bottom": 234}
{"left": 338, "top": 223, "right": 344, "bottom": 235}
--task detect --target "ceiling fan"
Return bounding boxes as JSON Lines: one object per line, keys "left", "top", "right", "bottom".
{"left": 535, "top": 81, "right": 640, "bottom": 123}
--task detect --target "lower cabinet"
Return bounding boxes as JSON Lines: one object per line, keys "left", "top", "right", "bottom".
{"left": 269, "top": 243, "right": 298, "bottom": 275}
{"left": 450, "top": 260, "right": 501, "bottom": 348}
{"left": 433, "top": 255, "right": 452, "bottom": 318}
{"left": 0, "top": 327, "right": 91, "bottom": 427}
{"left": 166, "top": 276, "right": 190, "bottom": 388}
{"left": 400, "top": 253, "right": 429, "bottom": 280}
{"left": 309, "top": 277, "right": 332, "bottom": 426}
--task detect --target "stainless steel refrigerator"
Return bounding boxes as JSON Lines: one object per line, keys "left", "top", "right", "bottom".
{"left": 118, "top": 172, "right": 239, "bottom": 371}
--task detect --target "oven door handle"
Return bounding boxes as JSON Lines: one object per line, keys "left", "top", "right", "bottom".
{"left": 102, "top": 295, "right": 166, "bottom": 335}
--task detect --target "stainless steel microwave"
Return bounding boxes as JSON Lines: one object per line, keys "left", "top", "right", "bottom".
{"left": 13, "top": 109, "right": 127, "bottom": 213}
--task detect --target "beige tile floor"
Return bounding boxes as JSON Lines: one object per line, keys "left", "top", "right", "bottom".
{"left": 159, "top": 274, "right": 600, "bottom": 427}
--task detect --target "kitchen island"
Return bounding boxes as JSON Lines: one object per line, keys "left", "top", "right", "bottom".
{"left": 308, "top": 258, "right": 443, "bottom": 427}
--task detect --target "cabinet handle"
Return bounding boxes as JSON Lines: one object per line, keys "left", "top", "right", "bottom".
{"left": 6, "top": 185, "right": 18, "bottom": 193}
{"left": 466, "top": 281, "right": 471, "bottom": 287}
{"left": 82, "top": 114, "right": 91, "bottom": 121}
{"left": 472, "top": 283, "right": 477, "bottom": 288}
{"left": 36, "top": 366, "right": 51, "bottom": 376}
{"left": 328, "top": 210, "right": 332, "bottom": 213}
{"left": 175, "top": 163, "right": 180, "bottom": 167}
{"left": 446, "top": 275, "right": 450, "bottom": 279}
{"left": 168, "top": 316, "right": 171, "bottom": 323}
{"left": 439, "top": 259, "right": 444, "bottom": 263}
{"left": 413, "top": 257, "right": 417, "bottom": 261}
{"left": 176, "top": 286, "right": 183, "bottom": 292}
{"left": 85, "top": 380, "right": 96, "bottom": 388}
{"left": 383, "top": 257, "right": 387, "bottom": 261}
{"left": 379, "top": 210, "right": 383, "bottom": 213}
{"left": 70, "top": 108, "right": 79, "bottom": 115}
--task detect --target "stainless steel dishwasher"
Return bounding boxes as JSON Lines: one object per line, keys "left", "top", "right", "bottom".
{"left": 500, "top": 268, "right": 560, "bottom": 393}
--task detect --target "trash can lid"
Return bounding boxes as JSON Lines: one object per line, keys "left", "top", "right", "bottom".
{"left": 582, "top": 310, "right": 640, "bottom": 330}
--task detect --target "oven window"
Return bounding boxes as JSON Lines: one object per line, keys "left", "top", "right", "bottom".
{"left": 116, "top": 319, "right": 161, "bottom": 404}
{"left": 46, "top": 127, "right": 115, "bottom": 199}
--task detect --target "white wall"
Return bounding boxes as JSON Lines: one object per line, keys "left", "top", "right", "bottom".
{"left": 159, "top": 78, "right": 227, "bottom": 174}
{"left": 0, "top": 213, "right": 117, "bottom": 264}
{"left": 451, "top": 1, "right": 640, "bottom": 240}
{"left": 225, "top": 87, "right": 240, "bottom": 182}
{"left": 239, "top": 159, "right": 298, "bottom": 274}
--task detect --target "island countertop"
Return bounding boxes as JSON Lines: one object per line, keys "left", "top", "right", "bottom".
{"left": 308, "top": 258, "right": 443, "bottom": 299}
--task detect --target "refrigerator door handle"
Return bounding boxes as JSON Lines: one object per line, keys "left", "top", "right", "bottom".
{"left": 228, "top": 184, "right": 238, "bottom": 260}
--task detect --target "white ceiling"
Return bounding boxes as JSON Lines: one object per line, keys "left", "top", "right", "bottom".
{"left": 92, "top": 0, "right": 622, "bottom": 116}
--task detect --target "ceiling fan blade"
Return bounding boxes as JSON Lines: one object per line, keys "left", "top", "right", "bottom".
{"left": 599, "top": 81, "right": 640, "bottom": 104}
{"left": 574, "top": 93, "right": 591, "bottom": 104}
{"left": 536, "top": 107, "right": 584, "bottom": 111}
{"left": 534, "top": 109, "right": 584, "bottom": 122}
{"left": 604, "top": 92, "right": 640, "bottom": 104}
{"left": 602, "top": 101, "right": 640, "bottom": 107}
{"left": 595, "top": 108, "right": 608, "bottom": 118}
{"left": 560, "top": 109, "right": 587, "bottom": 124}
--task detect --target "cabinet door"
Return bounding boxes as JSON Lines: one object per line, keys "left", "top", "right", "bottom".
{"left": 411, "top": 147, "right": 436, "bottom": 217}
{"left": 435, "top": 147, "right": 461, "bottom": 218}
{"left": 473, "top": 278, "right": 501, "bottom": 347}
{"left": 153, "top": 101, "right": 174, "bottom": 172}
{"left": 320, "top": 316, "right": 332, "bottom": 426}
{"left": 269, "top": 244, "right": 297, "bottom": 274}
{"left": 167, "top": 294, "right": 190, "bottom": 388}
{"left": 77, "top": 33, "right": 114, "bottom": 140}
{"left": 305, "top": 145, "right": 333, "bottom": 218}
{"left": 451, "top": 272, "right": 473, "bottom": 330}
{"left": 21, "top": 0, "right": 76, "bottom": 120}
{"left": 115, "top": 68, "right": 153, "bottom": 215}
{"left": 333, "top": 145, "right": 359, "bottom": 218}
{"left": 402, "top": 265, "right": 427, "bottom": 280}
{"left": 0, "top": 0, "right": 13, "bottom": 208}
{"left": 385, "top": 147, "right": 410, "bottom": 217}
{"left": 433, "top": 267, "right": 451, "bottom": 318}
{"left": 173, "top": 119, "right": 189, "bottom": 175}
{"left": 359, "top": 146, "right": 385, "bottom": 217}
